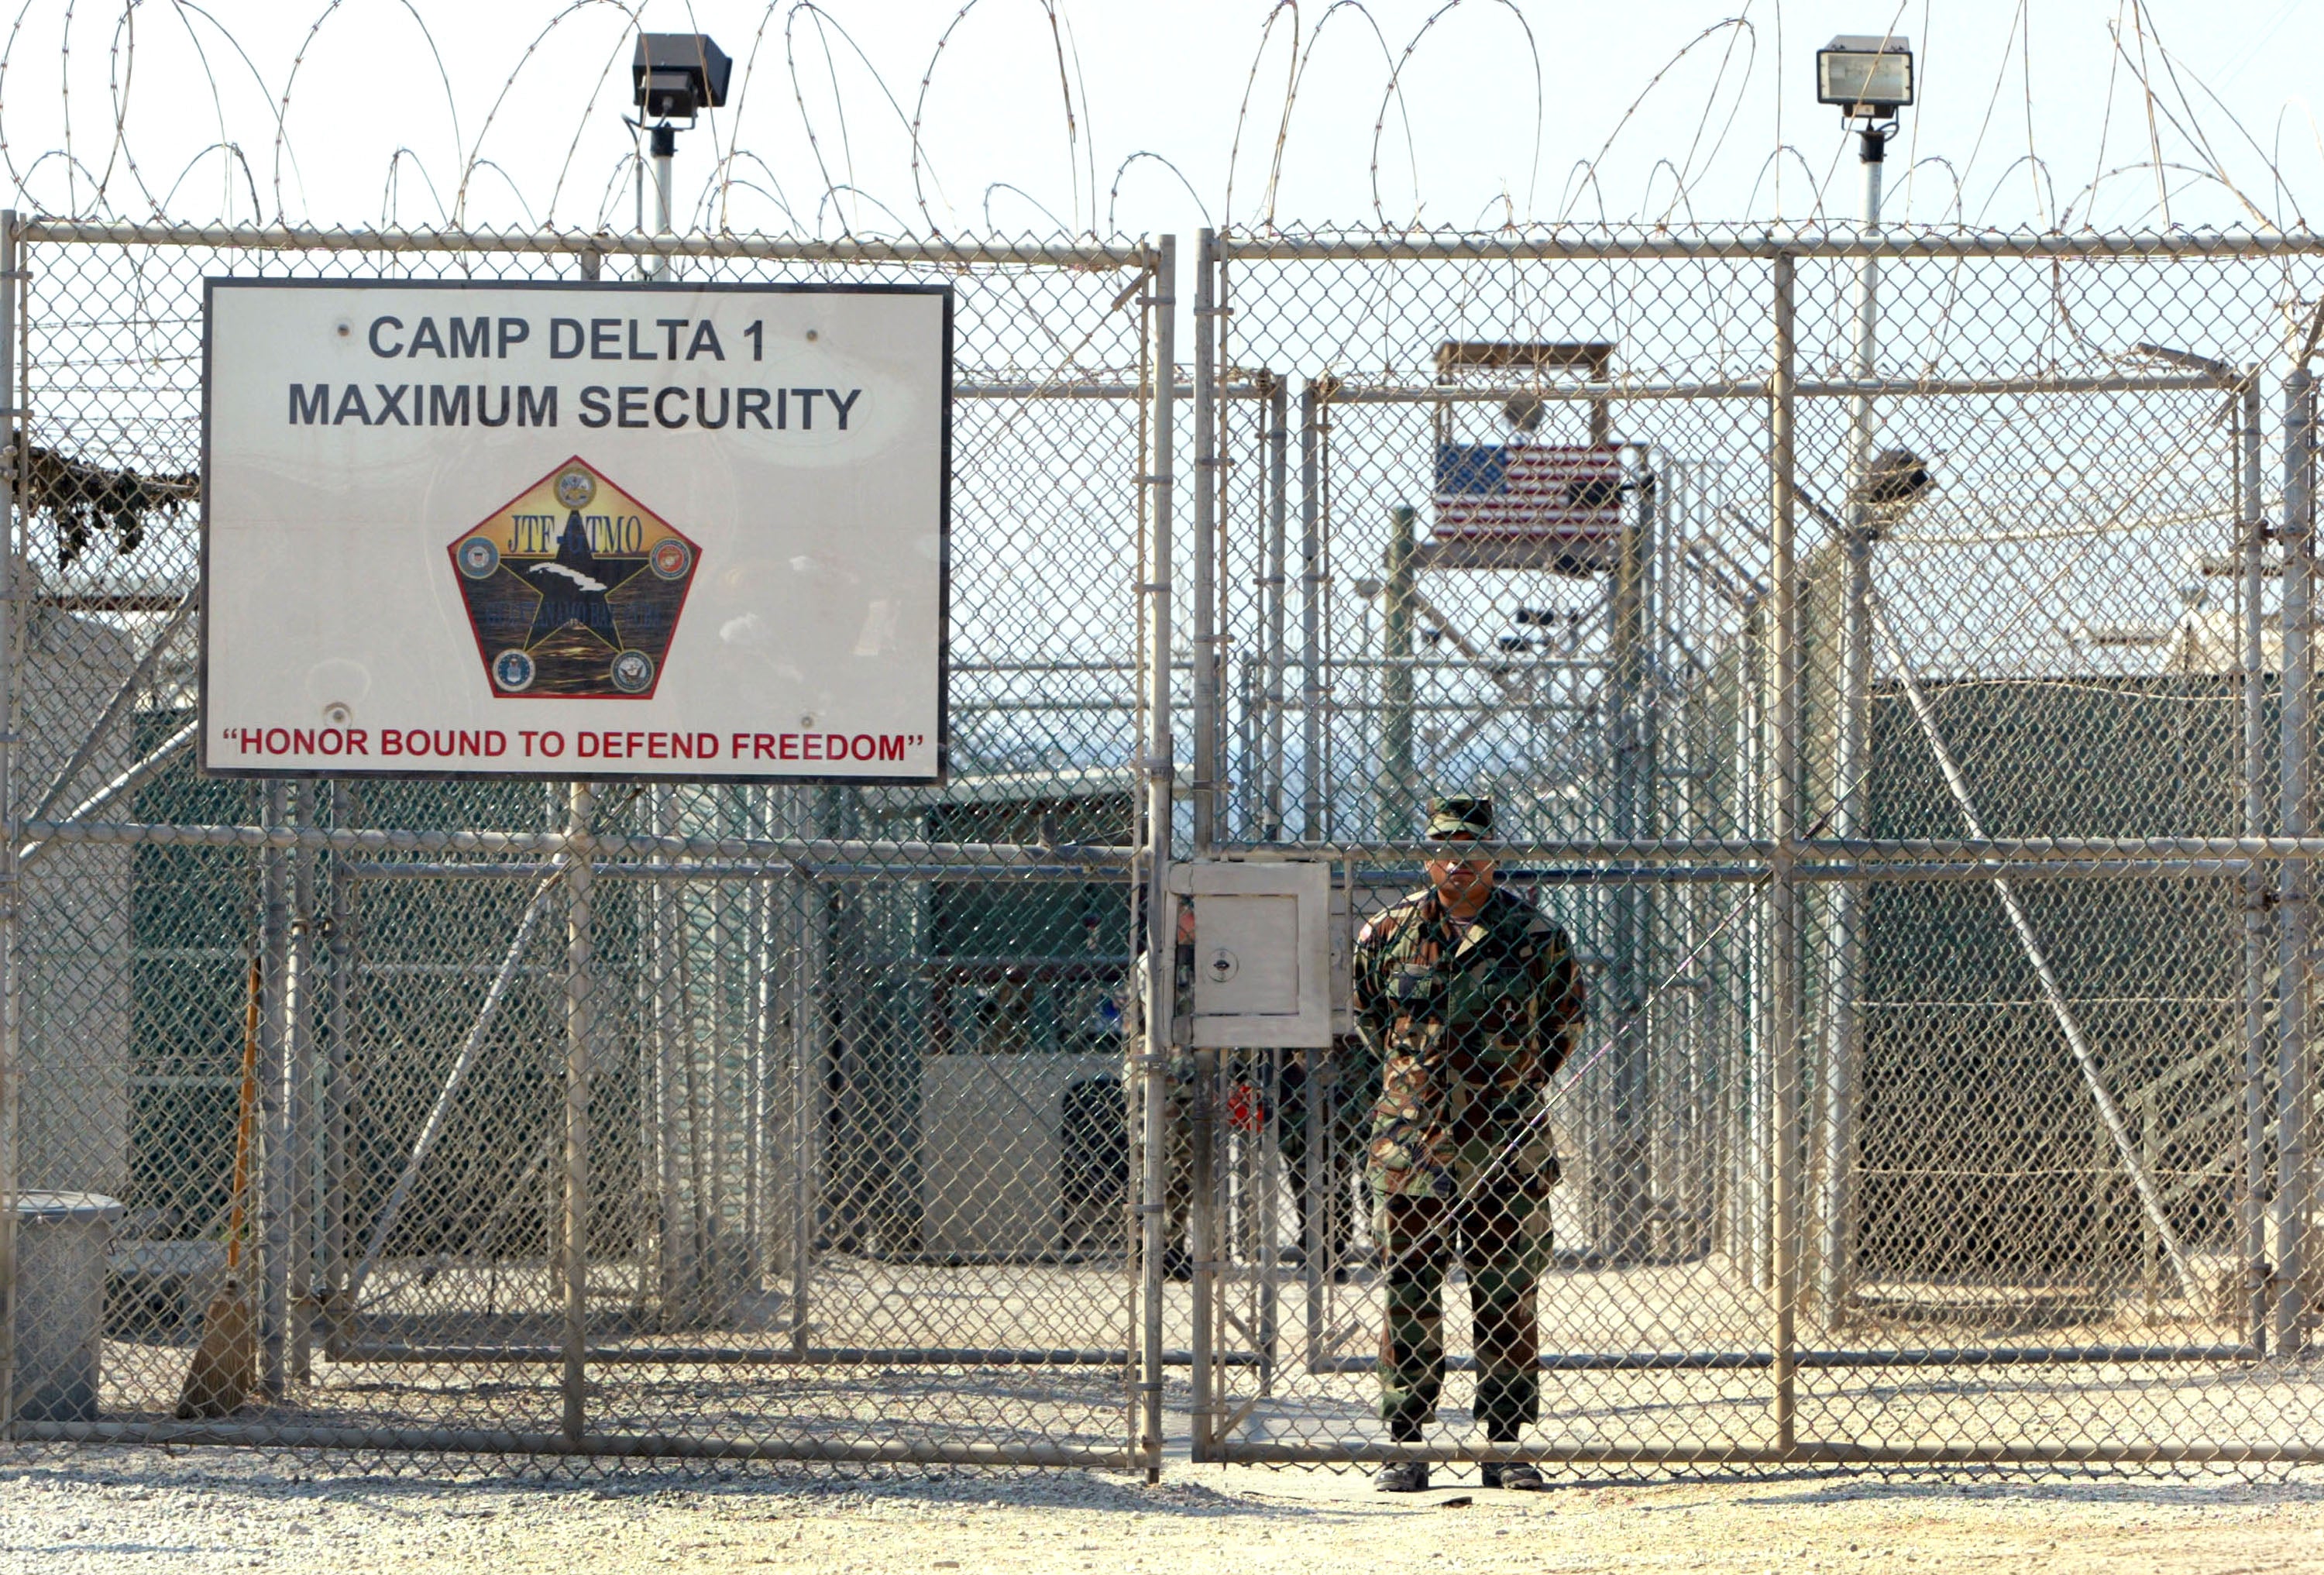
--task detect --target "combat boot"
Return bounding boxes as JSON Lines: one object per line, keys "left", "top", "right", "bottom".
{"left": 1480, "top": 1460, "right": 1546, "bottom": 1491}
{"left": 1374, "top": 1459, "right": 1430, "bottom": 1492}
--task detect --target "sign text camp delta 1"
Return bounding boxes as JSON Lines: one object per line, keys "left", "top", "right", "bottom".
{"left": 202, "top": 280, "right": 950, "bottom": 782}
{"left": 287, "top": 311, "right": 870, "bottom": 435}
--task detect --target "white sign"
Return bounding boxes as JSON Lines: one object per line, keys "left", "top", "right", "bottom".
{"left": 201, "top": 280, "right": 950, "bottom": 781}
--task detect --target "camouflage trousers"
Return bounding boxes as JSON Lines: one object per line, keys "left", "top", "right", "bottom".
{"left": 1374, "top": 1181, "right": 1549, "bottom": 1438}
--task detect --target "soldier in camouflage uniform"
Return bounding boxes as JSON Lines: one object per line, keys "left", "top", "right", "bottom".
{"left": 1353, "top": 795, "right": 1585, "bottom": 1492}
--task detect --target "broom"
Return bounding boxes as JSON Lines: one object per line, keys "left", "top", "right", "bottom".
{"left": 176, "top": 954, "right": 263, "bottom": 1420}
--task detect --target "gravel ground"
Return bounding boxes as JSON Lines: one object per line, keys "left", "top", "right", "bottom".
{"left": 4, "top": 1450, "right": 2323, "bottom": 1573}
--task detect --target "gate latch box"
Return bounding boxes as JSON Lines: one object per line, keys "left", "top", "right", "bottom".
{"left": 1167, "top": 860, "right": 1334, "bottom": 1047}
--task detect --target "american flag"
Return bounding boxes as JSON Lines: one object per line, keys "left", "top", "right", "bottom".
{"left": 1432, "top": 441, "right": 1624, "bottom": 550}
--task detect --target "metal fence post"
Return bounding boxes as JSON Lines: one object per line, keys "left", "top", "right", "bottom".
{"left": 1192, "top": 229, "right": 1219, "bottom": 856}
{"left": 259, "top": 779, "right": 290, "bottom": 1398}
{"left": 1263, "top": 377, "right": 1289, "bottom": 842}
{"left": 1376, "top": 504, "right": 1417, "bottom": 841}
{"left": 716, "top": 800, "right": 742, "bottom": 1295}
{"left": 1301, "top": 1020, "right": 1327, "bottom": 1370}
{"left": 1189, "top": 1043, "right": 1218, "bottom": 1459}
{"left": 324, "top": 782, "right": 356, "bottom": 1357}
{"left": 0, "top": 207, "right": 18, "bottom": 1439}
{"left": 2241, "top": 373, "right": 2272, "bottom": 1357}
{"left": 784, "top": 782, "right": 818, "bottom": 1359}
{"left": 287, "top": 783, "right": 315, "bottom": 1384}
{"left": 562, "top": 782, "right": 595, "bottom": 1446}
{"left": 1817, "top": 140, "right": 1887, "bottom": 1330}
{"left": 1298, "top": 380, "right": 1325, "bottom": 844}
{"left": 1767, "top": 253, "right": 1803, "bottom": 1454}
{"left": 1257, "top": 1047, "right": 1282, "bottom": 1388}
{"left": 1187, "top": 228, "right": 1223, "bottom": 1461}
{"left": 651, "top": 784, "right": 685, "bottom": 1322}
{"left": 1738, "top": 593, "right": 1769, "bottom": 1288}
{"left": 1138, "top": 235, "right": 1179, "bottom": 1483}
{"left": 744, "top": 790, "right": 772, "bottom": 1286}
{"left": 2279, "top": 370, "right": 2315, "bottom": 1358}
{"left": 1607, "top": 453, "right": 1652, "bottom": 1261}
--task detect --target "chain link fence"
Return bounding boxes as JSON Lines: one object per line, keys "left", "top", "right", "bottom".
{"left": 4, "top": 219, "right": 2324, "bottom": 1474}
{"left": 1188, "top": 228, "right": 2324, "bottom": 1470}
{"left": 0, "top": 222, "right": 1160, "bottom": 1467}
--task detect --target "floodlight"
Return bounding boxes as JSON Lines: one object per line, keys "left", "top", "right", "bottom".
{"left": 632, "top": 33, "right": 732, "bottom": 122}
{"left": 1817, "top": 34, "right": 1913, "bottom": 119}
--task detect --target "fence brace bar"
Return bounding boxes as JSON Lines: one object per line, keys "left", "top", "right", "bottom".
{"left": 1872, "top": 597, "right": 2199, "bottom": 1298}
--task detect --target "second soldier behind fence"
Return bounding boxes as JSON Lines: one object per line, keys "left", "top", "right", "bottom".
{"left": 1352, "top": 793, "right": 1585, "bottom": 1493}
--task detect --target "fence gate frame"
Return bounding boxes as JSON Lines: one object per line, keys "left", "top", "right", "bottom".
{"left": 1175, "top": 226, "right": 2324, "bottom": 1470}
{"left": 0, "top": 215, "right": 1171, "bottom": 1469}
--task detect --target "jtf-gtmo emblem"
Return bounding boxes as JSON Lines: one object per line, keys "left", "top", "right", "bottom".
{"left": 449, "top": 457, "right": 702, "bottom": 700}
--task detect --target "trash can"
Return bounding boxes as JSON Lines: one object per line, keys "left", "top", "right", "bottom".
{"left": 12, "top": 1191, "right": 125, "bottom": 1422}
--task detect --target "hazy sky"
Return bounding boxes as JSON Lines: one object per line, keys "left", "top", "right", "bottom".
{"left": 2, "top": 1, "right": 2319, "bottom": 238}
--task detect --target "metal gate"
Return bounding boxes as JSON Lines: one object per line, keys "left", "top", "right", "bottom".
{"left": 7, "top": 218, "right": 2324, "bottom": 1473}
{"left": 1177, "top": 228, "right": 2324, "bottom": 1469}
{"left": 0, "top": 220, "right": 1163, "bottom": 1467}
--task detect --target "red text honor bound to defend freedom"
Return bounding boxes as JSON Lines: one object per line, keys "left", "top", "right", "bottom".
{"left": 217, "top": 727, "right": 929, "bottom": 762}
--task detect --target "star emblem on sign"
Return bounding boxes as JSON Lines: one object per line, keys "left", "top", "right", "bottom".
{"left": 449, "top": 457, "right": 701, "bottom": 700}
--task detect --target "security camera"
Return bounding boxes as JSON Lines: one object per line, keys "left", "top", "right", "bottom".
{"left": 1852, "top": 447, "right": 1935, "bottom": 516}
{"left": 633, "top": 34, "right": 732, "bottom": 121}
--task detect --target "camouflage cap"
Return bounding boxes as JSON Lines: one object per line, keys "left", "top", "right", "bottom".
{"left": 1425, "top": 794, "right": 1493, "bottom": 839}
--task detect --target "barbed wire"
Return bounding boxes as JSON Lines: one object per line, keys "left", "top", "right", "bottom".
{"left": 0, "top": 2, "right": 2312, "bottom": 242}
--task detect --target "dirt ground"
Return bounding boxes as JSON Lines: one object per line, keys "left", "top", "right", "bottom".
{"left": 5, "top": 1450, "right": 2324, "bottom": 1573}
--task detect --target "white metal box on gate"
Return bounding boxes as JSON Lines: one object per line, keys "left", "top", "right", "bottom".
{"left": 1167, "top": 861, "right": 1334, "bottom": 1047}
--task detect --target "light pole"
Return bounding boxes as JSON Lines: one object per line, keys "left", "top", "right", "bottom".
{"left": 1813, "top": 33, "right": 1914, "bottom": 1328}
{"left": 631, "top": 33, "right": 731, "bottom": 280}
{"left": 623, "top": 33, "right": 728, "bottom": 1329}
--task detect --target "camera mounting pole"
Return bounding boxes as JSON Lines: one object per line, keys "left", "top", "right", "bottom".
{"left": 630, "top": 33, "right": 732, "bottom": 282}
{"left": 649, "top": 122, "right": 676, "bottom": 281}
